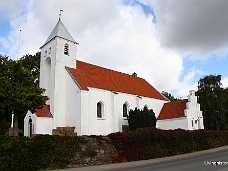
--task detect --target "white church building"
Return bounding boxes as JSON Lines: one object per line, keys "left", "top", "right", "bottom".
{"left": 24, "top": 18, "right": 204, "bottom": 136}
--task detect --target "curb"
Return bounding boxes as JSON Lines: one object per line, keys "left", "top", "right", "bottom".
{"left": 50, "top": 145, "right": 228, "bottom": 171}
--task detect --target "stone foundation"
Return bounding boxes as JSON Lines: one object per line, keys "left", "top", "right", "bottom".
{"left": 69, "top": 136, "right": 119, "bottom": 167}
{"left": 52, "top": 127, "right": 77, "bottom": 136}
{"left": 8, "top": 127, "right": 19, "bottom": 137}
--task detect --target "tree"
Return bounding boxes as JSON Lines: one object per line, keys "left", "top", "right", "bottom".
{"left": 161, "top": 91, "right": 178, "bottom": 101}
{"left": 196, "top": 75, "right": 228, "bottom": 130}
{"left": 17, "top": 52, "right": 41, "bottom": 85}
{"left": 0, "top": 54, "right": 47, "bottom": 132}
{"left": 128, "top": 107, "right": 156, "bottom": 130}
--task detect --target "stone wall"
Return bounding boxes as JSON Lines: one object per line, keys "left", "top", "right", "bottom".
{"left": 52, "top": 127, "right": 77, "bottom": 136}
{"left": 69, "top": 136, "right": 118, "bottom": 168}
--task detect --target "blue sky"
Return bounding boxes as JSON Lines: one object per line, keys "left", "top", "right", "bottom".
{"left": 1, "top": 0, "right": 228, "bottom": 96}
{"left": 0, "top": 16, "right": 10, "bottom": 54}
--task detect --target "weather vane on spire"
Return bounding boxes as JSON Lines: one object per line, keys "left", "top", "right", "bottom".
{"left": 59, "top": 9, "right": 63, "bottom": 20}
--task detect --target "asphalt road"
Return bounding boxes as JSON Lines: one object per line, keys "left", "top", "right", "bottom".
{"left": 52, "top": 146, "right": 228, "bottom": 171}
{"left": 111, "top": 149, "right": 228, "bottom": 171}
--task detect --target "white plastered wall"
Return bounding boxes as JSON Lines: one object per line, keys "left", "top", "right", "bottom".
{"left": 80, "top": 87, "right": 167, "bottom": 135}
{"left": 156, "top": 91, "right": 204, "bottom": 130}
{"left": 39, "top": 36, "right": 77, "bottom": 129}
{"left": 36, "top": 117, "right": 53, "bottom": 135}
{"left": 156, "top": 117, "right": 188, "bottom": 130}
{"left": 65, "top": 69, "right": 81, "bottom": 134}
{"left": 24, "top": 111, "right": 37, "bottom": 136}
{"left": 185, "top": 90, "right": 204, "bottom": 130}
{"left": 24, "top": 111, "right": 53, "bottom": 136}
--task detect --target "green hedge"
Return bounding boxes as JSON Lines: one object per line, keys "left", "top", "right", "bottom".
{"left": 0, "top": 135, "right": 79, "bottom": 171}
{"left": 2, "top": 129, "right": 228, "bottom": 170}
{"left": 109, "top": 128, "right": 228, "bottom": 161}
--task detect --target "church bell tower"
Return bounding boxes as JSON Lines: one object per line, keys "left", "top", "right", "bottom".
{"left": 39, "top": 17, "right": 78, "bottom": 128}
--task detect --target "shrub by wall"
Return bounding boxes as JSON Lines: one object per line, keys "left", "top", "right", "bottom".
{"left": 2, "top": 129, "right": 228, "bottom": 170}
{"left": 109, "top": 128, "right": 228, "bottom": 161}
{"left": 0, "top": 135, "right": 79, "bottom": 171}
{"left": 128, "top": 107, "right": 156, "bottom": 130}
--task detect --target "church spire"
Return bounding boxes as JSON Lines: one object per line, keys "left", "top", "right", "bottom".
{"left": 41, "top": 14, "right": 78, "bottom": 48}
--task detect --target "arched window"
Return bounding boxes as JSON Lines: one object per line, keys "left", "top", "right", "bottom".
{"left": 123, "top": 102, "right": 129, "bottom": 118}
{"left": 64, "top": 43, "right": 69, "bottom": 55}
{"left": 49, "top": 47, "right": 51, "bottom": 54}
{"left": 44, "top": 50, "right": 47, "bottom": 57}
{"left": 97, "top": 101, "right": 104, "bottom": 118}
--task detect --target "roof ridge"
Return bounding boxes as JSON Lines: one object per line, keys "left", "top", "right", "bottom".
{"left": 76, "top": 60, "right": 144, "bottom": 79}
{"left": 66, "top": 60, "right": 168, "bottom": 100}
{"left": 164, "top": 99, "right": 188, "bottom": 104}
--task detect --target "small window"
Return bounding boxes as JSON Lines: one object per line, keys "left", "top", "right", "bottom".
{"left": 123, "top": 102, "right": 129, "bottom": 118}
{"left": 64, "top": 43, "right": 69, "bottom": 55}
{"left": 49, "top": 47, "right": 51, "bottom": 54}
{"left": 195, "top": 120, "right": 197, "bottom": 124}
{"left": 192, "top": 120, "right": 194, "bottom": 127}
{"left": 97, "top": 102, "right": 103, "bottom": 118}
{"left": 44, "top": 50, "right": 47, "bottom": 57}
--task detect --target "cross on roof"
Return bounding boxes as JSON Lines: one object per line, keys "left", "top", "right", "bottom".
{"left": 59, "top": 9, "right": 63, "bottom": 20}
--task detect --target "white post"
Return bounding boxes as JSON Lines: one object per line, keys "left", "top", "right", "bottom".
{"left": 11, "top": 112, "right": 14, "bottom": 128}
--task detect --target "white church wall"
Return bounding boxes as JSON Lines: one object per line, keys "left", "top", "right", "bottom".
{"left": 46, "top": 38, "right": 77, "bottom": 129}
{"left": 185, "top": 90, "right": 204, "bottom": 130}
{"left": 36, "top": 117, "right": 53, "bottom": 135}
{"left": 39, "top": 39, "right": 57, "bottom": 100}
{"left": 80, "top": 90, "right": 89, "bottom": 135}
{"left": 113, "top": 92, "right": 139, "bottom": 132}
{"left": 52, "top": 62, "right": 68, "bottom": 128}
{"left": 156, "top": 117, "right": 188, "bottom": 130}
{"left": 157, "top": 91, "right": 204, "bottom": 131}
{"left": 24, "top": 111, "right": 53, "bottom": 136}
{"left": 26, "top": 18, "right": 208, "bottom": 137}
{"left": 65, "top": 70, "right": 81, "bottom": 134}
{"left": 55, "top": 38, "right": 77, "bottom": 68}
{"left": 80, "top": 87, "right": 168, "bottom": 135}
{"left": 24, "top": 111, "right": 37, "bottom": 136}
{"left": 80, "top": 88, "right": 114, "bottom": 135}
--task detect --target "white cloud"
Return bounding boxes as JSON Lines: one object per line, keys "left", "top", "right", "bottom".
{"left": 0, "top": 0, "right": 198, "bottom": 97}
{"left": 144, "top": 0, "right": 228, "bottom": 58}
{"left": 0, "top": 0, "right": 24, "bottom": 19}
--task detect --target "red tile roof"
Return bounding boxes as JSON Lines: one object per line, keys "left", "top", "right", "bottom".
{"left": 34, "top": 105, "right": 52, "bottom": 117}
{"left": 66, "top": 60, "right": 168, "bottom": 100}
{"left": 158, "top": 100, "right": 188, "bottom": 120}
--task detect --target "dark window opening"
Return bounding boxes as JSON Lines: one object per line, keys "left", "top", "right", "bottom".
{"left": 64, "top": 43, "right": 69, "bottom": 55}
{"left": 29, "top": 118, "right": 32, "bottom": 137}
{"left": 97, "top": 102, "right": 103, "bottom": 118}
{"left": 123, "top": 103, "right": 128, "bottom": 118}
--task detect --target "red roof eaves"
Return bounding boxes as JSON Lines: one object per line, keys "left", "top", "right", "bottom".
{"left": 66, "top": 60, "right": 168, "bottom": 101}
{"left": 34, "top": 105, "right": 53, "bottom": 118}
{"left": 158, "top": 100, "right": 188, "bottom": 120}
{"left": 65, "top": 67, "right": 89, "bottom": 90}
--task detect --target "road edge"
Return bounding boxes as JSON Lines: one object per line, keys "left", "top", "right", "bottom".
{"left": 50, "top": 145, "right": 228, "bottom": 171}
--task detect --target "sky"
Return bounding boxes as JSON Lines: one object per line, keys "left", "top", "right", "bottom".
{"left": 0, "top": 0, "right": 228, "bottom": 97}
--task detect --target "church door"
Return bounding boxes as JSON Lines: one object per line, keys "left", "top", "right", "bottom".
{"left": 28, "top": 118, "right": 33, "bottom": 137}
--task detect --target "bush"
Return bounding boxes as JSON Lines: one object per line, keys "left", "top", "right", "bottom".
{"left": 0, "top": 135, "right": 79, "bottom": 171}
{"left": 128, "top": 107, "right": 156, "bottom": 130}
{"left": 109, "top": 128, "right": 228, "bottom": 161}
